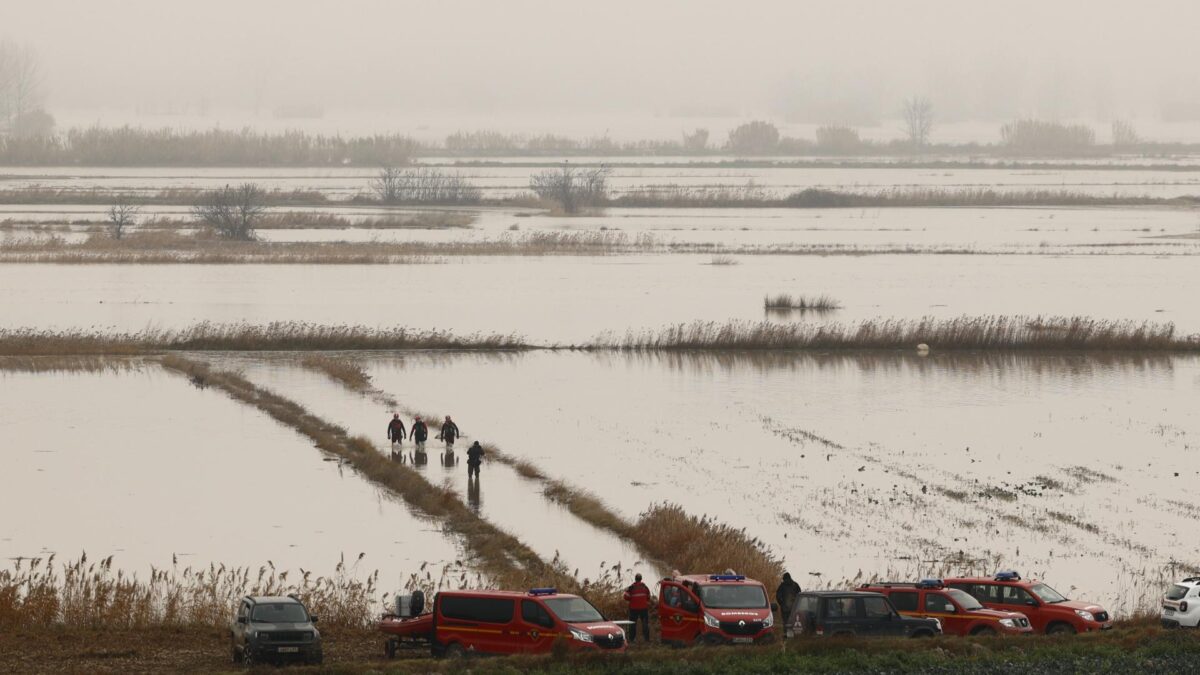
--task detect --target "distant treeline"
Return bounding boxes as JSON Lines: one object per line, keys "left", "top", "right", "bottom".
{"left": 2, "top": 120, "right": 1200, "bottom": 166}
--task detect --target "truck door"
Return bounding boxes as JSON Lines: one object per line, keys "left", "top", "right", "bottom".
{"left": 658, "top": 582, "right": 701, "bottom": 644}
{"left": 859, "top": 595, "right": 898, "bottom": 637}
{"left": 923, "top": 591, "right": 965, "bottom": 635}
{"left": 518, "top": 600, "right": 556, "bottom": 653}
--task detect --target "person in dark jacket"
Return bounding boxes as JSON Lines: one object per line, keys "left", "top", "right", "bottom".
{"left": 411, "top": 416, "right": 429, "bottom": 450}
{"left": 466, "top": 441, "right": 485, "bottom": 478}
{"left": 775, "top": 572, "right": 802, "bottom": 626}
{"left": 623, "top": 573, "right": 652, "bottom": 644}
{"left": 386, "top": 414, "right": 407, "bottom": 448}
{"left": 438, "top": 416, "right": 460, "bottom": 447}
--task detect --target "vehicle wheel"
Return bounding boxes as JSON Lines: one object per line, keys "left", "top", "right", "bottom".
{"left": 444, "top": 643, "right": 466, "bottom": 659}
{"left": 385, "top": 639, "right": 397, "bottom": 659}
{"left": 1047, "top": 622, "right": 1077, "bottom": 635}
{"left": 972, "top": 626, "right": 997, "bottom": 637}
{"left": 241, "top": 647, "right": 255, "bottom": 666}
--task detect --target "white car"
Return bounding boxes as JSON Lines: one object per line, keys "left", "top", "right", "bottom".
{"left": 1162, "top": 577, "right": 1200, "bottom": 628}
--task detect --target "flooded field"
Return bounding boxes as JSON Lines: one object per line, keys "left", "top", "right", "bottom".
{"left": 0, "top": 366, "right": 463, "bottom": 589}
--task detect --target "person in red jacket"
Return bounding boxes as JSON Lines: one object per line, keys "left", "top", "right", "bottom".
{"left": 623, "top": 573, "right": 652, "bottom": 644}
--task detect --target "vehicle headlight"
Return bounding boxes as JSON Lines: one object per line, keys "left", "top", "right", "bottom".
{"left": 253, "top": 630, "right": 263, "bottom": 639}
{"left": 568, "top": 627, "right": 593, "bottom": 643}
{"left": 1074, "top": 610, "right": 1095, "bottom": 622}
{"left": 762, "top": 613, "right": 774, "bottom": 628}
{"left": 999, "top": 618, "right": 1016, "bottom": 628}
{"left": 933, "top": 618, "right": 942, "bottom": 632}
{"left": 703, "top": 613, "right": 720, "bottom": 629}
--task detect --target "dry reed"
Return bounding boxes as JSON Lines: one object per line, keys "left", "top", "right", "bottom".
{"left": 0, "top": 322, "right": 528, "bottom": 356}
{"left": 631, "top": 504, "right": 784, "bottom": 590}
{"left": 0, "top": 552, "right": 377, "bottom": 630}
{"left": 593, "top": 316, "right": 1200, "bottom": 352}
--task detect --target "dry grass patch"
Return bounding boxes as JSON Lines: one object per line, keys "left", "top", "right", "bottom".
{"left": 763, "top": 293, "right": 841, "bottom": 310}
{"left": 0, "top": 322, "right": 528, "bottom": 356}
{"left": 632, "top": 504, "right": 783, "bottom": 589}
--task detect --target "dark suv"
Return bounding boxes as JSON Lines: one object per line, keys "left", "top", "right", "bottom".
{"left": 790, "top": 591, "right": 941, "bottom": 638}
{"left": 230, "top": 595, "right": 323, "bottom": 665}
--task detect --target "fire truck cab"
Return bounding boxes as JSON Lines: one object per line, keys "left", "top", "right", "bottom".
{"left": 658, "top": 574, "right": 776, "bottom": 646}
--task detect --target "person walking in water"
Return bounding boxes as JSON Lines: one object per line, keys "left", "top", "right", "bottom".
{"left": 438, "top": 415, "right": 460, "bottom": 447}
{"left": 466, "top": 441, "right": 485, "bottom": 478}
{"left": 623, "top": 573, "right": 652, "bottom": 644}
{"left": 386, "top": 413, "right": 407, "bottom": 450}
{"left": 411, "top": 416, "right": 429, "bottom": 451}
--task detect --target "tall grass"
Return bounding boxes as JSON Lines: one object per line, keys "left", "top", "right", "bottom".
{"left": 763, "top": 293, "right": 842, "bottom": 310}
{"left": 0, "top": 322, "right": 528, "bottom": 356}
{"left": 632, "top": 504, "right": 783, "bottom": 590}
{"left": 0, "top": 553, "right": 377, "bottom": 630}
{"left": 593, "top": 316, "right": 1200, "bottom": 352}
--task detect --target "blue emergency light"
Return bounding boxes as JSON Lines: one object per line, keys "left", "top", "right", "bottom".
{"left": 708, "top": 575, "right": 745, "bottom": 582}
{"left": 528, "top": 587, "right": 557, "bottom": 596}
{"left": 994, "top": 570, "right": 1022, "bottom": 581}
{"left": 916, "top": 579, "right": 944, "bottom": 589}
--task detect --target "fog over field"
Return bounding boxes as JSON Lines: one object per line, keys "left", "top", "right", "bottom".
{"left": 6, "top": 0, "right": 1200, "bottom": 139}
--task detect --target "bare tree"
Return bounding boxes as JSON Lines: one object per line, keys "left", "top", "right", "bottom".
{"left": 726, "top": 121, "right": 780, "bottom": 154}
{"left": 0, "top": 41, "right": 44, "bottom": 133}
{"left": 191, "top": 183, "right": 266, "bottom": 240}
{"left": 902, "top": 96, "right": 934, "bottom": 149}
{"left": 529, "top": 164, "right": 610, "bottom": 214}
{"left": 682, "top": 128, "right": 710, "bottom": 153}
{"left": 1111, "top": 119, "right": 1140, "bottom": 148}
{"left": 370, "top": 166, "right": 404, "bottom": 203}
{"left": 106, "top": 198, "right": 140, "bottom": 240}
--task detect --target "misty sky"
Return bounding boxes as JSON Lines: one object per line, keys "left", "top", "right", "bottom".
{"left": 6, "top": 0, "right": 1200, "bottom": 134}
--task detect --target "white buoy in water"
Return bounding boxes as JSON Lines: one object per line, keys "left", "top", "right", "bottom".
{"left": 916, "top": 343, "right": 930, "bottom": 355}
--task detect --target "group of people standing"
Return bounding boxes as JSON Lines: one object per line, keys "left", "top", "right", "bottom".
{"left": 387, "top": 414, "right": 485, "bottom": 477}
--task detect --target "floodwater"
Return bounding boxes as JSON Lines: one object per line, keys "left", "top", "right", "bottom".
{"left": 0, "top": 366, "right": 462, "bottom": 589}
{"left": 5, "top": 162, "right": 1200, "bottom": 200}
{"left": 362, "top": 350, "right": 1200, "bottom": 614}
{"left": 222, "top": 358, "right": 654, "bottom": 580}
{"left": 2, "top": 254, "right": 1198, "bottom": 342}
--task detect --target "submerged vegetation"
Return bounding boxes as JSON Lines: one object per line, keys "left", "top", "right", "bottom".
{"left": 763, "top": 293, "right": 842, "bottom": 310}
{"left": 593, "top": 316, "right": 1200, "bottom": 352}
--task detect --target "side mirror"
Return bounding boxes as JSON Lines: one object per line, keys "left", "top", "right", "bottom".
{"left": 771, "top": 603, "right": 779, "bottom": 612}
{"left": 237, "top": 617, "right": 247, "bottom": 624}
{"left": 310, "top": 615, "right": 319, "bottom": 624}
{"left": 1025, "top": 600, "right": 1038, "bottom": 608}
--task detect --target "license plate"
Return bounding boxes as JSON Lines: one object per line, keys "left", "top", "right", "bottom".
{"left": 277, "top": 647, "right": 299, "bottom": 653}
{"left": 732, "top": 637, "right": 754, "bottom": 644}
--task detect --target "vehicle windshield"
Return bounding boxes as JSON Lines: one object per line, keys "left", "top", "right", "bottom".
{"left": 946, "top": 589, "right": 983, "bottom": 610}
{"left": 1030, "top": 583, "right": 1067, "bottom": 604}
{"left": 697, "top": 584, "right": 768, "bottom": 609}
{"left": 544, "top": 597, "right": 604, "bottom": 623}
{"left": 1167, "top": 585, "right": 1191, "bottom": 601}
{"left": 251, "top": 602, "right": 309, "bottom": 623}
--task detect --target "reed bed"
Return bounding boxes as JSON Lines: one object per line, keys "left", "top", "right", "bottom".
{"left": 593, "top": 316, "right": 1200, "bottom": 352}
{"left": 0, "top": 229, "right": 653, "bottom": 263}
{"left": 631, "top": 504, "right": 783, "bottom": 591}
{"left": 0, "top": 355, "right": 145, "bottom": 373}
{"left": 0, "top": 322, "right": 528, "bottom": 356}
{"left": 763, "top": 293, "right": 842, "bottom": 310}
{"left": 140, "top": 211, "right": 476, "bottom": 230}
{"left": 0, "top": 186, "right": 330, "bottom": 207}
{"left": 0, "top": 553, "right": 377, "bottom": 630}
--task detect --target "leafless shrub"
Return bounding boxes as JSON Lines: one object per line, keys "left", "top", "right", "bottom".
{"left": 190, "top": 183, "right": 265, "bottom": 240}
{"left": 529, "top": 164, "right": 610, "bottom": 214}
{"left": 369, "top": 167, "right": 480, "bottom": 204}
{"left": 1112, "top": 119, "right": 1140, "bottom": 148}
{"left": 726, "top": 121, "right": 780, "bottom": 155}
{"left": 1000, "top": 119, "right": 1096, "bottom": 154}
